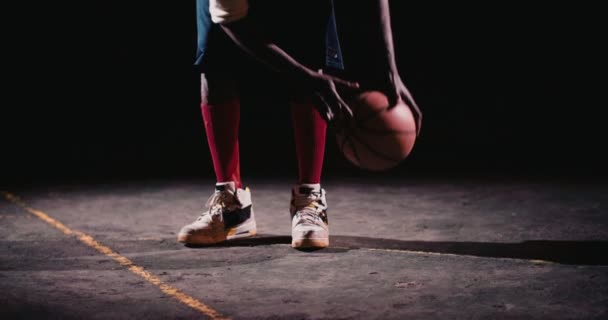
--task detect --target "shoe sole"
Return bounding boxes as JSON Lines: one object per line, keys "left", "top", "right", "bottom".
{"left": 227, "top": 228, "right": 257, "bottom": 240}
{"left": 291, "top": 238, "right": 329, "bottom": 249}
{"left": 178, "top": 205, "right": 257, "bottom": 245}
{"left": 177, "top": 228, "right": 256, "bottom": 245}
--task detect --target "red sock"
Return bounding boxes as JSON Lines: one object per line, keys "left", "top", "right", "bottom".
{"left": 202, "top": 100, "right": 242, "bottom": 189}
{"left": 291, "top": 102, "right": 327, "bottom": 184}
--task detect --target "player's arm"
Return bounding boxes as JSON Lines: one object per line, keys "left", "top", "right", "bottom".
{"left": 209, "top": 0, "right": 358, "bottom": 121}
{"left": 375, "top": 0, "right": 422, "bottom": 135}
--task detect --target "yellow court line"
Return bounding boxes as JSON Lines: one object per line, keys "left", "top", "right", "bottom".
{"left": 2, "top": 191, "right": 229, "bottom": 320}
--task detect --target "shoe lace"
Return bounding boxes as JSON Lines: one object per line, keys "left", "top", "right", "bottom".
{"left": 293, "top": 191, "right": 325, "bottom": 224}
{"left": 197, "top": 191, "right": 239, "bottom": 221}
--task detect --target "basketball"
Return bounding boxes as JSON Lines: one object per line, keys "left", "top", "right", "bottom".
{"left": 336, "top": 91, "right": 417, "bottom": 171}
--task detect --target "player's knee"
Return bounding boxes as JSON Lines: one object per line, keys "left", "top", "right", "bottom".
{"left": 200, "top": 73, "right": 238, "bottom": 105}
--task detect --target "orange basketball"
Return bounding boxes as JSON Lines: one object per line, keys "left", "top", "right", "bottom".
{"left": 336, "top": 91, "right": 417, "bottom": 171}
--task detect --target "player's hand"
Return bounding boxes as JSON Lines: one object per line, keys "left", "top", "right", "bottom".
{"left": 386, "top": 74, "right": 423, "bottom": 136}
{"left": 308, "top": 69, "right": 359, "bottom": 123}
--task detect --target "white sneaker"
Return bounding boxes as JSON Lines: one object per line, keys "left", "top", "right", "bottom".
{"left": 177, "top": 181, "right": 256, "bottom": 245}
{"left": 290, "top": 184, "right": 329, "bottom": 248}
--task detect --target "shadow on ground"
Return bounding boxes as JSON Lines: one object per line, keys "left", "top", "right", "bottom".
{"left": 186, "top": 234, "right": 608, "bottom": 265}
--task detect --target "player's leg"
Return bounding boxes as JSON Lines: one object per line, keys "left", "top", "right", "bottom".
{"left": 178, "top": 20, "right": 256, "bottom": 245}
{"left": 291, "top": 99, "right": 327, "bottom": 186}
{"left": 201, "top": 73, "right": 242, "bottom": 189}
{"left": 178, "top": 72, "right": 256, "bottom": 245}
{"left": 289, "top": 96, "right": 330, "bottom": 249}
{"left": 280, "top": 1, "right": 332, "bottom": 248}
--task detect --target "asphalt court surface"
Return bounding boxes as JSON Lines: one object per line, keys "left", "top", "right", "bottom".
{"left": 2, "top": 179, "right": 607, "bottom": 319}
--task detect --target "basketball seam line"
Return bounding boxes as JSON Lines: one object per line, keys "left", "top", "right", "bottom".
{"left": 356, "top": 126, "right": 416, "bottom": 136}
{"left": 350, "top": 131, "right": 404, "bottom": 163}
{"left": 356, "top": 106, "right": 390, "bottom": 125}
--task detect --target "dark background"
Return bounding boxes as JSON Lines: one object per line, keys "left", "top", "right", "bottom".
{"left": 2, "top": 2, "right": 606, "bottom": 185}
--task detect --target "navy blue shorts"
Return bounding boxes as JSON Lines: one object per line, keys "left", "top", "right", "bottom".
{"left": 194, "top": 0, "right": 344, "bottom": 75}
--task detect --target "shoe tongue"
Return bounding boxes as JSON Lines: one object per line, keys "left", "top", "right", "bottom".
{"left": 215, "top": 181, "right": 236, "bottom": 193}
{"left": 295, "top": 183, "right": 321, "bottom": 196}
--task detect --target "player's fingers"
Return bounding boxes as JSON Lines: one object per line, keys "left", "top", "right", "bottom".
{"left": 333, "top": 77, "right": 359, "bottom": 90}
{"left": 337, "top": 96, "right": 354, "bottom": 118}
{"left": 314, "top": 93, "right": 333, "bottom": 122}
{"left": 318, "top": 69, "right": 359, "bottom": 89}
{"left": 405, "top": 98, "right": 422, "bottom": 135}
{"left": 399, "top": 86, "right": 421, "bottom": 112}
{"left": 329, "top": 84, "right": 354, "bottom": 118}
